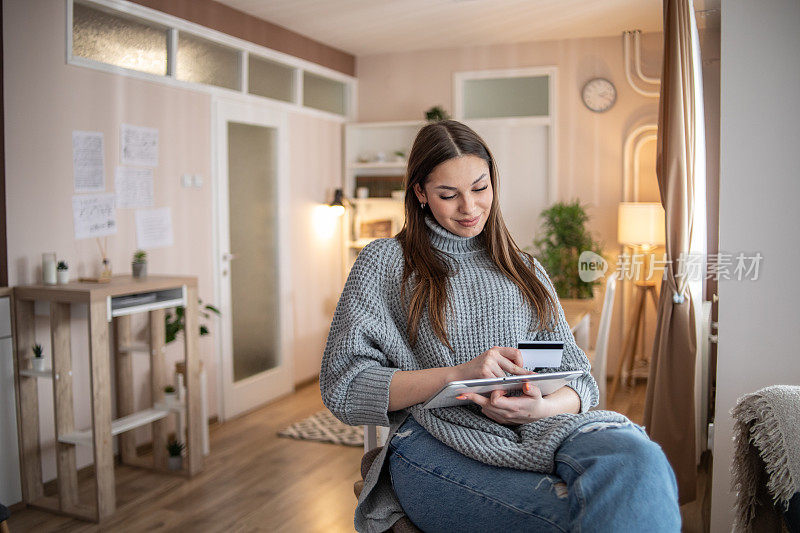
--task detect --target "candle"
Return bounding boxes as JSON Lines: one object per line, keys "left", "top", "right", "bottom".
{"left": 42, "top": 252, "right": 57, "bottom": 285}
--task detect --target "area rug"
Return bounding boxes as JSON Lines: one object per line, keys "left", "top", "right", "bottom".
{"left": 278, "top": 409, "right": 363, "bottom": 447}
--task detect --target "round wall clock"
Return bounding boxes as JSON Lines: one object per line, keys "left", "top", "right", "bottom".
{"left": 581, "top": 78, "right": 617, "bottom": 113}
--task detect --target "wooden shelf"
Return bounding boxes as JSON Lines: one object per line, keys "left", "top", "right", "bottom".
{"left": 154, "top": 399, "right": 185, "bottom": 413}
{"left": 19, "top": 368, "right": 52, "bottom": 378}
{"left": 13, "top": 275, "right": 203, "bottom": 522}
{"left": 59, "top": 408, "right": 170, "bottom": 446}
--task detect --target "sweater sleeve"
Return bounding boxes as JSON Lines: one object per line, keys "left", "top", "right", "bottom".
{"left": 530, "top": 257, "right": 599, "bottom": 413}
{"left": 320, "top": 240, "right": 402, "bottom": 427}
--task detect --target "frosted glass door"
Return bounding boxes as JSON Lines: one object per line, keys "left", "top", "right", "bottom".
{"left": 215, "top": 98, "right": 293, "bottom": 420}
{"left": 227, "top": 122, "right": 279, "bottom": 382}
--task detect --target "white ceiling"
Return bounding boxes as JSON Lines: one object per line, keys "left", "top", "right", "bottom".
{"left": 215, "top": 0, "right": 667, "bottom": 56}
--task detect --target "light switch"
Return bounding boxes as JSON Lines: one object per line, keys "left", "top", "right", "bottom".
{"left": 193, "top": 174, "right": 203, "bottom": 188}
{"left": 181, "top": 174, "right": 193, "bottom": 188}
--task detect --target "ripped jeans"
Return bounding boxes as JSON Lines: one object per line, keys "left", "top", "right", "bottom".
{"left": 388, "top": 416, "right": 680, "bottom": 532}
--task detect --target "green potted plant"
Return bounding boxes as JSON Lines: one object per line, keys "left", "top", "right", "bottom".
{"left": 166, "top": 439, "right": 184, "bottom": 471}
{"left": 424, "top": 105, "right": 450, "bottom": 122}
{"left": 32, "top": 343, "right": 46, "bottom": 372}
{"left": 530, "top": 200, "right": 604, "bottom": 312}
{"left": 132, "top": 249, "right": 147, "bottom": 279}
{"left": 57, "top": 260, "right": 69, "bottom": 284}
{"left": 165, "top": 299, "right": 221, "bottom": 345}
{"left": 163, "top": 385, "right": 177, "bottom": 402}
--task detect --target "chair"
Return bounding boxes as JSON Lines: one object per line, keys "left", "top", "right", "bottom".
{"left": 354, "top": 447, "right": 422, "bottom": 533}
{"left": 0, "top": 502, "right": 10, "bottom": 533}
{"left": 586, "top": 276, "right": 617, "bottom": 410}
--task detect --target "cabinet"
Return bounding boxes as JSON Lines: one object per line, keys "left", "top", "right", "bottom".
{"left": 342, "top": 121, "right": 423, "bottom": 276}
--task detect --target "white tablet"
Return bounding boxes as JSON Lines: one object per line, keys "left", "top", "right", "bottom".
{"left": 421, "top": 370, "right": 584, "bottom": 409}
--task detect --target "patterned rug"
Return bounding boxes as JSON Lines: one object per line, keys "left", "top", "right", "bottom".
{"left": 278, "top": 409, "right": 363, "bottom": 447}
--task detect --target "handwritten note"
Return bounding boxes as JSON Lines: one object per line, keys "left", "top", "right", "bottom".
{"left": 73, "top": 131, "right": 105, "bottom": 192}
{"left": 115, "top": 167, "right": 153, "bottom": 208}
{"left": 121, "top": 123, "right": 159, "bottom": 167}
{"left": 135, "top": 207, "right": 173, "bottom": 249}
{"left": 72, "top": 193, "right": 117, "bottom": 239}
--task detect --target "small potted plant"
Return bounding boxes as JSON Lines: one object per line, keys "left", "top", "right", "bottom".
{"left": 32, "top": 343, "right": 46, "bottom": 372}
{"left": 132, "top": 249, "right": 147, "bottom": 279}
{"left": 57, "top": 261, "right": 69, "bottom": 284}
{"left": 425, "top": 105, "right": 450, "bottom": 122}
{"left": 163, "top": 385, "right": 177, "bottom": 402}
{"left": 167, "top": 439, "right": 184, "bottom": 471}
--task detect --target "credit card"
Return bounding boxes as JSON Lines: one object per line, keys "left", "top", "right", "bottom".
{"left": 518, "top": 341, "right": 564, "bottom": 369}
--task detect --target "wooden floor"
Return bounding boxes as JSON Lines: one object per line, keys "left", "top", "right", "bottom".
{"left": 7, "top": 379, "right": 709, "bottom": 532}
{"left": 611, "top": 381, "right": 712, "bottom": 533}
{"left": 7, "top": 380, "right": 363, "bottom": 532}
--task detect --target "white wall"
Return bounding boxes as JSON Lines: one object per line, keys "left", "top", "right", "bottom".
{"left": 710, "top": 0, "right": 800, "bottom": 530}
{"left": 2, "top": 0, "right": 343, "bottom": 497}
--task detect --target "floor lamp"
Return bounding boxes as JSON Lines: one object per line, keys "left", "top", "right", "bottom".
{"left": 609, "top": 202, "right": 666, "bottom": 401}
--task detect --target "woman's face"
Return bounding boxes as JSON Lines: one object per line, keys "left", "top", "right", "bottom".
{"left": 414, "top": 154, "right": 493, "bottom": 238}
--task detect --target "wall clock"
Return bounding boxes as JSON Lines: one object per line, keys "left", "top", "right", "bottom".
{"left": 582, "top": 78, "right": 617, "bottom": 113}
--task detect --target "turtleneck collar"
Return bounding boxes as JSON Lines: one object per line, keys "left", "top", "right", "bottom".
{"left": 424, "top": 214, "right": 486, "bottom": 254}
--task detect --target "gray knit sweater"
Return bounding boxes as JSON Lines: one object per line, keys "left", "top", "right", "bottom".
{"left": 321, "top": 215, "right": 629, "bottom": 533}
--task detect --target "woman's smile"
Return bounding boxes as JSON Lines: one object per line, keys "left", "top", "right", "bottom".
{"left": 456, "top": 214, "right": 481, "bottom": 227}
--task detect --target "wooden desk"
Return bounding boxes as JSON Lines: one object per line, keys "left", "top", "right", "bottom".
{"left": 11, "top": 275, "right": 203, "bottom": 522}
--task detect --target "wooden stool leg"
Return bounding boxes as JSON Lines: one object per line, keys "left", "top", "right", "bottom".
{"left": 150, "top": 309, "right": 168, "bottom": 470}
{"left": 626, "top": 296, "right": 645, "bottom": 384}
{"left": 88, "top": 300, "right": 115, "bottom": 520}
{"left": 51, "top": 302, "right": 78, "bottom": 510}
{"left": 610, "top": 286, "right": 646, "bottom": 401}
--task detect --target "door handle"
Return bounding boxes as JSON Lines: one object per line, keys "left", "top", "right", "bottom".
{"left": 222, "top": 253, "right": 237, "bottom": 261}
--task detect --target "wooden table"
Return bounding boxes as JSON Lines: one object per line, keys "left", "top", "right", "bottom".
{"left": 11, "top": 275, "right": 203, "bottom": 522}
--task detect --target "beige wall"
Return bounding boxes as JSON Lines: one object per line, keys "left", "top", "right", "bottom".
{"left": 3, "top": 0, "right": 342, "bottom": 486}
{"left": 711, "top": 0, "right": 800, "bottom": 529}
{"left": 357, "top": 32, "right": 664, "bottom": 376}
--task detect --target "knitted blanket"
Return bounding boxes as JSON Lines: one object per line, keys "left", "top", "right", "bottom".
{"left": 731, "top": 385, "right": 800, "bottom": 531}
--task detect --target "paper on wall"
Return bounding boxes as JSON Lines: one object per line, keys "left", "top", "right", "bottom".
{"left": 115, "top": 167, "right": 153, "bottom": 208}
{"left": 72, "top": 193, "right": 117, "bottom": 239}
{"left": 135, "top": 207, "right": 173, "bottom": 249}
{"left": 73, "top": 131, "right": 105, "bottom": 192}
{"left": 121, "top": 123, "right": 159, "bottom": 167}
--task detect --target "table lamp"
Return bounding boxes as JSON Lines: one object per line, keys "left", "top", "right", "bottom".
{"left": 610, "top": 202, "right": 666, "bottom": 400}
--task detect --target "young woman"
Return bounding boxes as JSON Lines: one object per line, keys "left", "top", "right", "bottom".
{"left": 321, "top": 120, "right": 680, "bottom": 532}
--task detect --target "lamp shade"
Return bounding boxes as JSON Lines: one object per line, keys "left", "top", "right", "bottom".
{"left": 618, "top": 202, "right": 666, "bottom": 247}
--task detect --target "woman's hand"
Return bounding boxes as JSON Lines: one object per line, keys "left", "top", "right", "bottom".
{"left": 454, "top": 346, "right": 531, "bottom": 380}
{"left": 458, "top": 383, "right": 552, "bottom": 425}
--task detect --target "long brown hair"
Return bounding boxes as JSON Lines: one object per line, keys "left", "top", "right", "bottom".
{"left": 395, "top": 120, "right": 557, "bottom": 351}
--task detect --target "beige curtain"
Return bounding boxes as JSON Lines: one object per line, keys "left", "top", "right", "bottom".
{"left": 643, "top": 0, "right": 707, "bottom": 505}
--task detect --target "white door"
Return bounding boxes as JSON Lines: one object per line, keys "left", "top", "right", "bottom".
{"left": 467, "top": 119, "right": 552, "bottom": 245}
{"left": 213, "top": 98, "right": 294, "bottom": 420}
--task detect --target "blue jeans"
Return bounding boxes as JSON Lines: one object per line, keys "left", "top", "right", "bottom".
{"left": 388, "top": 416, "right": 680, "bottom": 532}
